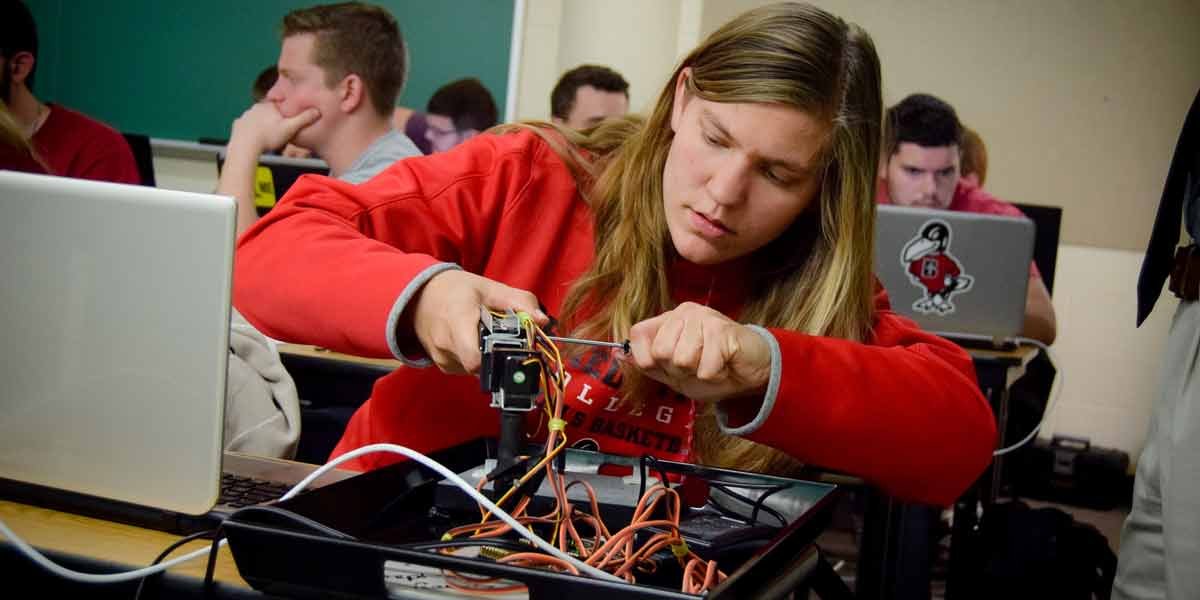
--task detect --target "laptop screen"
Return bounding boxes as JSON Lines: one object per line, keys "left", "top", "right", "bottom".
{"left": 0, "top": 172, "right": 235, "bottom": 515}
{"left": 874, "top": 204, "right": 1035, "bottom": 341}
{"left": 215, "top": 152, "right": 329, "bottom": 216}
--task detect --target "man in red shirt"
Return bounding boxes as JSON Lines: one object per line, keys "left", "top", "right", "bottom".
{"left": 878, "top": 93, "right": 1057, "bottom": 344}
{"left": 1, "top": 0, "right": 139, "bottom": 184}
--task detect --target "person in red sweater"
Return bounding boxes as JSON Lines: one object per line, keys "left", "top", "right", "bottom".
{"left": 235, "top": 3, "right": 997, "bottom": 506}
{"left": 0, "top": 1, "right": 138, "bottom": 184}
{"left": 877, "top": 93, "right": 1057, "bottom": 344}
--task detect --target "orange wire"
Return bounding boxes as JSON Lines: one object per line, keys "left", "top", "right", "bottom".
{"left": 442, "top": 316, "right": 729, "bottom": 592}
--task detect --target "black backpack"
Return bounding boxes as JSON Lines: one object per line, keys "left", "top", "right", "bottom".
{"left": 969, "top": 500, "right": 1117, "bottom": 600}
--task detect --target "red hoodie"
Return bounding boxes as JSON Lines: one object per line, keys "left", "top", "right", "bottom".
{"left": 235, "top": 130, "right": 996, "bottom": 506}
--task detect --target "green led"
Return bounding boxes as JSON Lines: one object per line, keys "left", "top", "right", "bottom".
{"left": 512, "top": 371, "right": 526, "bottom": 384}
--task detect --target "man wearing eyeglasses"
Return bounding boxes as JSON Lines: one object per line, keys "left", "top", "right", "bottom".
{"left": 423, "top": 78, "right": 498, "bottom": 153}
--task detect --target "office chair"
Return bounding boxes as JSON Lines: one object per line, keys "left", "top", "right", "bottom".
{"left": 279, "top": 352, "right": 388, "bottom": 464}
{"left": 1002, "top": 203, "right": 1063, "bottom": 521}
{"left": 121, "top": 132, "right": 156, "bottom": 187}
{"left": 1012, "top": 203, "right": 1063, "bottom": 295}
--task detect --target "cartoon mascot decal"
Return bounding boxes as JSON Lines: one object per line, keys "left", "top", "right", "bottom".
{"left": 901, "top": 219, "right": 973, "bottom": 314}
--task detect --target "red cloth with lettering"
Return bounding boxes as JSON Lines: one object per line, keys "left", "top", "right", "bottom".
{"left": 31, "top": 104, "right": 139, "bottom": 184}
{"left": 235, "top": 130, "right": 996, "bottom": 505}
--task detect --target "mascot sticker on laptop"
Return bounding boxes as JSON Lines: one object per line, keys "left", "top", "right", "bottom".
{"left": 901, "top": 219, "right": 974, "bottom": 315}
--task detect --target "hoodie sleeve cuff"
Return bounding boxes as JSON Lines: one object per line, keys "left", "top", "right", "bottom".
{"left": 715, "top": 324, "right": 781, "bottom": 436}
{"left": 385, "top": 262, "right": 462, "bottom": 367}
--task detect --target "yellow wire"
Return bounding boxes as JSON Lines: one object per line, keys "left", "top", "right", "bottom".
{"left": 454, "top": 310, "right": 575, "bottom": 540}
{"left": 472, "top": 434, "right": 568, "bottom": 533}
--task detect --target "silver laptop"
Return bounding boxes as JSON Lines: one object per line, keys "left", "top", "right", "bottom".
{"left": 873, "top": 204, "right": 1035, "bottom": 347}
{"left": 0, "top": 171, "right": 349, "bottom": 531}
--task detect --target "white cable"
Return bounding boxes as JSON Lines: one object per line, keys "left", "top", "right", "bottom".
{"left": 1, "top": 442, "right": 623, "bottom": 585}
{"left": 0, "top": 518, "right": 225, "bottom": 584}
{"left": 992, "top": 337, "right": 1062, "bottom": 457}
{"left": 295, "top": 443, "right": 623, "bottom": 582}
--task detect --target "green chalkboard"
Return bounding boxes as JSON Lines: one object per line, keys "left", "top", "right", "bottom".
{"left": 25, "top": 0, "right": 513, "bottom": 141}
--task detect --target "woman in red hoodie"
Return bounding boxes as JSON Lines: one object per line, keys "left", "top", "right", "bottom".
{"left": 234, "top": 2, "right": 996, "bottom": 506}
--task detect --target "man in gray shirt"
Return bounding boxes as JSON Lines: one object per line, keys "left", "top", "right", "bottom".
{"left": 217, "top": 3, "right": 420, "bottom": 458}
{"left": 219, "top": 2, "right": 420, "bottom": 235}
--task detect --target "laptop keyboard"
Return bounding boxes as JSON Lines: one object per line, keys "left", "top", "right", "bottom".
{"left": 219, "top": 472, "right": 292, "bottom": 508}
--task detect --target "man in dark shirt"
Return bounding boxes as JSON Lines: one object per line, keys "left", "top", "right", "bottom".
{"left": 550, "top": 64, "right": 630, "bottom": 130}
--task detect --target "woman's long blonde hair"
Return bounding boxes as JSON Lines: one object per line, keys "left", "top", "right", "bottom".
{"left": 508, "top": 3, "right": 883, "bottom": 476}
{"left": 0, "top": 102, "right": 33, "bottom": 154}
{"left": 0, "top": 101, "right": 49, "bottom": 173}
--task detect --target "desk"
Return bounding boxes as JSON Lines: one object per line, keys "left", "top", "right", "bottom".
{"left": 0, "top": 500, "right": 258, "bottom": 598}
{"left": 277, "top": 343, "right": 402, "bottom": 370}
{"left": 0, "top": 475, "right": 848, "bottom": 599}
{"left": 0, "top": 503, "right": 846, "bottom": 599}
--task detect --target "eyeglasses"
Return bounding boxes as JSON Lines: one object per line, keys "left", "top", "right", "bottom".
{"left": 426, "top": 124, "right": 462, "bottom": 138}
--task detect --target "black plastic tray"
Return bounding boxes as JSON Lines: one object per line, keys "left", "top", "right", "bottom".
{"left": 223, "top": 439, "right": 840, "bottom": 599}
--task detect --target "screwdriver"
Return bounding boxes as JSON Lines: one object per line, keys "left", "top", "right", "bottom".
{"left": 546, "top": 336, "right": 631, "bottom": 354}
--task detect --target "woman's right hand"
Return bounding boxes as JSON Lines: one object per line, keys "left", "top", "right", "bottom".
{"left": 408, "top": 270, "right": 547, "bottom": 375}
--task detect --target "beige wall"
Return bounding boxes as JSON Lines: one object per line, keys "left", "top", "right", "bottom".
{"left": 513, "top": 0, "right": 564, "bottom": 122}
{"left": 507, "top": 0, "right": 1200, "bottom": 461}
{"left": 557, "top": 0, "right": 683, "bottom": 116}
{"left": 514, "top": 0, "right": 696, "bottom": 121}
{"left": 702, "top": 0, "right": 1200, "bottom": 252}
{"left": 1048, "top": 245, "right": 1174, "bottom": 456}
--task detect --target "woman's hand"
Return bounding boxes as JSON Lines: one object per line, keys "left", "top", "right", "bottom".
{"left": 625, "top": 302, "right": 771, "bottom": 403}
{"left": 408, "top": 270, "right": 546, "bottom": 375}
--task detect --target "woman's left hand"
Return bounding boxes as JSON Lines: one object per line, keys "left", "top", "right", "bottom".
{"left": 625, "top": 302, "right": 771, "bottom": 403}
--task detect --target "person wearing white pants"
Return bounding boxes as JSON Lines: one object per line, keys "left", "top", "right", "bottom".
{"left": 1118, "top": 88, "right": 1200, "bottom": 600}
